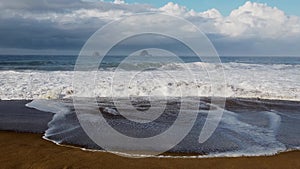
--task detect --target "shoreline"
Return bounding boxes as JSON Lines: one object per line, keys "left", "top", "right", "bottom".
{"left": 41, "top": 133, "right": 297, "bottom": 159}
{"left": 1, "top": 96, "right": 300, "bottom": 102}
{"left": 1, "top": 131, "right": 300, "bottom": 169}
{"left": 1, "top": 99, "right": 300, "bottom": 159}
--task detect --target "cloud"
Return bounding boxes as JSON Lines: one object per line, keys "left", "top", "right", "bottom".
{"left": 220, "top": 1, "right": 300, "bottom": 38}
{"left": 0, "top": 0, "right": 299, "bottom": 56}
{"left": 159, "top": 2, "right": 190, "bottom": 16}
{"left": 0, "top": 0, "right": 153, "bottom": 53}
{"left": 157, "top": 1, "right": 300, "bottom": 56}
{"left": 113, "top": 0, "right": 126, "bottom": 5}
{"left": 159, "top": 1, "right": 300, "bottom": 38}
{"left": 159, "top": 2, "right": 222, "bottom": 19}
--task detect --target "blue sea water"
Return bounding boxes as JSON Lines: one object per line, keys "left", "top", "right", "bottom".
{"left": 0, "top": 55, "right": 299, "bottom": 71}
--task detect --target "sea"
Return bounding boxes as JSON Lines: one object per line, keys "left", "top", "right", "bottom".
{"left": 0, "top": 55, "right": 299, "bottom": 158}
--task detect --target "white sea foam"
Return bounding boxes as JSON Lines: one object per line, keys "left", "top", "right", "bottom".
{"left": 26, "top": 99, "right": 69, "bottom": 114}
{"left": 0, "top": 62, "right": 299, "bottom": 100}
{"left": 217, "top": 110, "right": 286, "bottom": 156}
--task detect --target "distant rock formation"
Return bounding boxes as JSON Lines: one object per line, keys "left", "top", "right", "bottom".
{"left": 139, "top": 50, "right": 152, "bottom": 57}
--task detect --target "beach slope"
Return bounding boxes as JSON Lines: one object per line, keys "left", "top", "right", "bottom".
{"left": 0, "top": 131, "right": 299, "bottom": 169}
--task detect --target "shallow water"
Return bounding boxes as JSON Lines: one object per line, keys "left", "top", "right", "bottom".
{"left": 23, "top": 97, "right": 300, "bottom": 158}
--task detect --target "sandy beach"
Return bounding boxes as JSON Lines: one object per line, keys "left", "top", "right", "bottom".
{"left": 0, "top": 131, "right": 299, "bottom": 169}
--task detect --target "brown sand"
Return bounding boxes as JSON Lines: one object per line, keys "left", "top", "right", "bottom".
{"left": 0, "top": 131, "right": 299, "bottom": 169}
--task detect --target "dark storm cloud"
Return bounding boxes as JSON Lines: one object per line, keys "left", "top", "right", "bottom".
{"left": 0, "top": 0, "right": 150, "bottom": 12}
{"left": 0, "top": 0, "right": 96, "bottom": 52}
{"left": 0, "top": 0, "right": 86, "bottom": 11}
{"left": 0, "top": 0, "right": 153, "bottom": 54}
{"left": 0, "top": 17, "right": 96, "bottom": 50}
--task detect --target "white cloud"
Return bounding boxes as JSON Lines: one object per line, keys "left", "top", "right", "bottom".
{"left": 219, "top": 1, "right": 300, "bottom": 38}
{"left": 158, "top": 2, "right": 222, "bottom": 19}
{"left": 159, "top": 1, "right": 300, "bottom": 38}
{"left": 0, "top": 0, "right": 299, "bottom": 56}
{"left": 113, "top": 0, "right": 126, "bottom": 5}
{"left": 199, "top": 8, "right": 222, "bottom": 19}
{"left": 159, "top": 2, "right": 189, "bottom": 16}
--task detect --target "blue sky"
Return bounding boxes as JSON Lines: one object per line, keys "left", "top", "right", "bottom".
{"left": 105, "top": 0, "right": 300, "bottom": 16}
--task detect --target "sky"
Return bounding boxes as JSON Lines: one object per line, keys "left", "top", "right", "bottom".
{"left": 0, "top": 0, "right": 299, "bottom": 56}
{"left": 103, "top": 0, "right": 300, "bottom": 16}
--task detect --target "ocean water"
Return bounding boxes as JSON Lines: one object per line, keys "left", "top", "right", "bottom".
{"left": 0, "top": 55, "right": 299, "bottom": 71}
{"left": 0, "top": 55, "right": 300, "bottom": 157}
{"left": 0, "top": 55, "right": 299, "bottom": 100}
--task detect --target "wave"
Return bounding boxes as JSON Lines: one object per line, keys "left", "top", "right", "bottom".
{"left": 0, "top": 62, "right": 299, "bottom": 101}
{"left": 25, "top": 98, "right": 300, "bottom": 158}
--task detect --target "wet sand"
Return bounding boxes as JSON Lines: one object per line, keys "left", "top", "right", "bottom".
{"left": 0, "top": 131, "right": 299, "bottom": 169}
{"left": 0, "top": 100, "right": 53, "bottom": 133}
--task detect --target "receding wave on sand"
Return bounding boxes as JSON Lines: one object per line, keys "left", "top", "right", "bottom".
{"left": 1, "top": 97, "right": 298, "bottom": 158}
